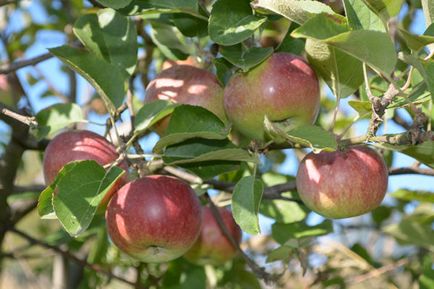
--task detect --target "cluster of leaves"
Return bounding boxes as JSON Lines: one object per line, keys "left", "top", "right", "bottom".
{"left": 1, "top": 0, "right": 433, "bottom": 288}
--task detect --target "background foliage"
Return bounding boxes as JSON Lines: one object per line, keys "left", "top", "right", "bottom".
{"left": 0, "top": 0, "right": 433, "bottom": 288}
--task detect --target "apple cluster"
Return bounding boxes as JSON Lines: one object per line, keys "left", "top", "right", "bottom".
{"left": 42, "top": 52, "right": 389, "bottom": 264}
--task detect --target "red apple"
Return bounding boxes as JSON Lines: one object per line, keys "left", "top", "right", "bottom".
{"left": 106, "top": 175, "right": 202, "bottom": 263}
{"left": 184, "top": 206, "right": 242, "bottom": 265}
{"left": 224, "top": 52, "right": 320, "bottom": 141}
{"left": 145, "top": 65, "right": 226, "bottom": 134}
{"left": 296, "top": 146, "right": 388, "bottom": 219}
{"left": 43, "top": 130, "right": 127, "bottom": 205}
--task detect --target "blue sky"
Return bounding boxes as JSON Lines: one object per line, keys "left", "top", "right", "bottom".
{"left": 1, "top": 0, "right": 433, "bottom": 233}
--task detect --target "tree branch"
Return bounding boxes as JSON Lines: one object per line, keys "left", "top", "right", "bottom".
{"left": 389, "top": 167, "right": 434, "bottom": 176}
{"left": 204, "top": 193, "right": 277, "bottom": 284}
{"left": 0, "top": 52, "right": 53, "bottom": 74}
{"left": 0, "top": 102, "right": 37, "bottom": 127}
{"left": 9, "top": 228, "right": 145, "bottom": 289}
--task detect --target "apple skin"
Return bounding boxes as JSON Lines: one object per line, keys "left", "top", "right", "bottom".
{"left": 224, "top": 52, "right": 320, "bottom": 141}
{"left": 184, "top": 206, "right": 242, "bottom": 266}
{"left": 296, "top": 146, "right": 388, "bottom": 219}
{"left": 161, "top": 56, "right": 202, "bottom": 70}
{"left": 43, "top": 130, "right": 128, "bottom": 205}
{"left": 106, "top": 175, "right": 202, "bottom": 263}
{"left": 145, "top": 65, "right": 226, "bottom": 134}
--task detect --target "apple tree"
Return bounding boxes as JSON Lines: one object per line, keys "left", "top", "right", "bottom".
{"left": 0, "top": 0, "right": 433, "bottom": 288}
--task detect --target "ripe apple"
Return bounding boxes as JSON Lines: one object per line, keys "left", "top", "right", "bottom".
{"left": 296, "top": 146, "right": 388, "bottom": 219}
{"left": 184, "top": 206, "right": 242, "bottom": 265}
{"left": 43, "top": 130, "right": 127, "bottom": 205}
{"left": 145, "top": 65, "right": 226, "bottom": 134}
{"left": 105, "top": 175, "right": 202, "bottom": 263}
{"left": 224, "top": 52, "right": 320, "bottom": 141}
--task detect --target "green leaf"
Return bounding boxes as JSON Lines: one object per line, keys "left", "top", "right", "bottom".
{"left": 163, "top": 138, "right": 256, "bottom": 165}
{"left": 149, "top": 21, "right": 193, "bottom": 60}
{"left": 73, "top": 8, "right": 137, "bottom": 75}
{"left": 251, "top": 0, "right": 336, "bottom": 25}
{"left": 293, "top": 26, "right": 397, "bottom": 75}
{"left": 399, "top": 53, "right": 434, "bottom": 102}
{"left": 37, "top": 162, "right": 80, "bottom": 219}
{"left": 348, "top": 100, "right": 372, "bottom": 118}
{"left": 49, "top": 46, "right": 128, "bottom": 113}
{"left": 53, "top": 161, "right": 125, "bottom": 236}
{"left": 209, "top": 0, "right": 267, "bottom": 45}
{"left": 264, "top": 118, "right": 338, "bottom": 151}
{"left": 96, "top": 0, "right": 132, "bottom": 9}
{"left": 361, "top": 0, "right": 404, "bottom": 21}
{"left": 220, "top": 44, "right": 273, "bottom": 72}
{"left": 213, "top": 57, "right": 233, "bottom": 85}
{"left": 383, "top": 204, "right": 434, "bottom": 249}
{"left": 391, "top": 189, "right": 434, "bottom": 203}
{"left": 276, "top": 22, "right": 305, "bottom": 55}
{"left": 305, "top": 39, "right": 363, "bottom": 99}
{"left": 422, "top": 0, "right": 434, "bottom": 27}
{"left": 180, "top": 161, "right": 240, "bottom": 180}
{"left": 272, "top": 220, "right": 333, "bottom": 244}
{"left": 35, "top": 103, "right": 83, "bottom": 139}
{"left": 259, "top": 173, "right": 306, "bottom": 223}
{"left": 134, "top": 100, "right": 177, "bottom": 133}
{"left": 232, "top": 176, "right": 264, "bottom": 234}
{"left": 154, "top": 105, "right": 229, "bottom": 153}
{"left": 375, "top": 141, "right": 434, "bottom": 168}
{"left": 343, "top": 0, "right": 385, "bottom": 31}
{"left": 120, "top": 0, "right": 205, "bottom": 20}
{"left": 398, "top": 28, "right": 434, "bottom": 51}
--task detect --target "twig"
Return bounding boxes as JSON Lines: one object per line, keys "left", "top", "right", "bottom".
{"left": 0, "top": 52, "right": 53, "bottom": 74}
{"left": 0, "top": 0, "right": 16, "bottom": 7}
{"left": 0, "top": 103, "right": 37, "bottom": 127}
{"left": 389, "top": 167, "right": 434, "bottom": 176}
{"left": 204, "top": 193, "right": 277, "bottom": 284}
{"left": 9, "top": 228, "right": 145, "bottom": 289}
{"left": 346, "top": 258, "right": 409, "bottom": 284}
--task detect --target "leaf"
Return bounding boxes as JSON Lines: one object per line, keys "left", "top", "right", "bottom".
{"left": 399, "top": 53, "right": 434, "bottom": 102}
{"left": 134, "top": 100, "right": 177, "bottom": 133}
{"left": 180, "top": 161, "right": 240, "bottom": 180}
{"left": 293, "top": 26, "right": 397, "bottom": 75}
{"left": 264, "top": 118, "right": 338, "bottom": 151}
{"left": 348, "top": 100, "right": 372, "bottom": 118}
{"left": 163, "top": 138, "right": 257, "bottom": 165}
{"left": 35, "top": 103, "right": 83, "bottom": 139}
{"left": 37, "top": 162, "right": 80, "bottom": 219}
{"left": 383, "top": 205, "right": 434, "bottom": 249}
{"left": 213, "top": 57, "right": 233, "bottom": 85}
{"left": 422, "top": 0, "right": 434, "bottom": 27}
{"left": 259, "top": 173, "right": 306, "bottom": 223}
{"left": 73, "top": 8, "right": 137, "bottom": 74}
{"left": 343, "top": 0, "right": 385, "bottom": 31}
{"left": 272, "top": 221, "right": 333, "bottom": 244}
{"left": 53, "top": 161, "right": 125, "bottom": 236}
{"left": 375, "top": 141, "right": 434, "bottom": 168}
{"left": 209, "top": 0, "right": 267, "bottom": 45}
{"left": 391, "top": 189, "right": 434, "bottom": 203}
{"left": 220, "top": 44, "right": 273, "bottom": 72}
{"left": 153, "top": 105, "right": 229, "bottom": 153}
{"left": 398, "top": 28, "right": 434, "bottom": 51}
{"left": 361, "top": 0, "right": 404, "bottom": 21}
{"left": 149, "top": 21, "right": 193, "bottom": 60}
{"left": 49, "top": 46, "right": 128, "bottom": 113}
{"left": 232, "top": 176, "right": 264, "bottom": 235}
{"left": 305, "top": 39, "right": 363, "bottom": 99}
{"left": 251, "top": 0, "right": 336, "bottom": 25}
{"left": 96, "top": 0, "right": 133, "bottom": 9}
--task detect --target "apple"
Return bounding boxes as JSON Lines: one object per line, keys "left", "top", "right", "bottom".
{"left": 145, "top": 65, "right": 226, "bottom": 134}
{"left": 224, "top": 52, "right": 320, "bottom": 141}
{"left": 296, "top": 146, "right": 388, "bottom": 219}
{"left": 184, "top": 206, "right": 242, "bottom": 265}
{"left": 43, "top": 130, "right": 127, "bottom": 205}
{"left": 106, "top": 175, "right": 202, "bottom": 263}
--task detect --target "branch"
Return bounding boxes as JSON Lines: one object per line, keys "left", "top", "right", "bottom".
{"left": 389, "top": 167, "right": 434, "bottom": 176}
{"left": 0, "top": 103, "right": 37, "bottom": 127}
{"left": 0, "top": 52, "right": 53, "bottom": 74}
{"left": 9, "top": 228, "right": 145, "bottom": 289}
{"left": 204, "top": 193, "right": 277, "bottom": 284}
{"left": 346, "top": 258, "right": 409, "bottom": 284}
